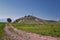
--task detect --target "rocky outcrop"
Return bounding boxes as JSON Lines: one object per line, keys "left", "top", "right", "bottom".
{"left": 14, "top": 15, "right": 44, "bottom": 24}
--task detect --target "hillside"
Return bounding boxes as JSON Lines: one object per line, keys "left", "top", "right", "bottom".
{"left": 14, "top": 15, "right": 58, "bottom": 24}
{"left": 14, "top": 15, "right": 46, "bottom": 24}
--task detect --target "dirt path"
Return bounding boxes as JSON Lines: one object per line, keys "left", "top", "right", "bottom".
{"left": 4, "top": 24, "right": 60, "bottom": 40}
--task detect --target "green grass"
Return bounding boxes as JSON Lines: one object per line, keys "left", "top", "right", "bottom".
{"left": 0, "top": 22, "right": 60, "bottom": 39}
{"left": 12, "top": 23, "right": 60, "bottom": 37}
{"left": 0, "top": 22, "right": 5, "bottom": 39}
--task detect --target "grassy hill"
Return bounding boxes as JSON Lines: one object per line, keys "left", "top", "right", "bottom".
{"left": 0, "top": 15, "right": 60, "bottom": 40}
{"left": 13, "top": 15, "right": 60, "bottom": 37}
{"left": 14, "top": 15, "right": 45, "bottom": 24}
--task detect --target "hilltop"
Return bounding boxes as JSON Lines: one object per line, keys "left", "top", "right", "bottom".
{"left": 14, "top": 15, "right": 45, "bottom": 24}
{"left": 14, "top": 15, "right": 57, "bottom": 24}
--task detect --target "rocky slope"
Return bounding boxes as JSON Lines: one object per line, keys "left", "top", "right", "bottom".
{"left": 14, "top": 15, "right": 58, "bottom": 24}
{"left": 14, "top": 15, "right": 45, "bottom": 24}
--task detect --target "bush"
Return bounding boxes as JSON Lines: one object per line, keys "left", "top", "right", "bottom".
{"left": 7, "top": 18, "right": 12, "bottom": 23}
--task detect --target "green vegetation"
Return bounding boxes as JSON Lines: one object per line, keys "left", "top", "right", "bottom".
{"left": 0, "top": 15, "right": 60, "bottom": 40}
{"left": 0, "top": 22, "right": 5, "bottom": 39}
{"left": 7, "top": 18, "right": 12, "bottom": 23}
{"left": 12, "top": 23, "right": 60, "bottom": 37}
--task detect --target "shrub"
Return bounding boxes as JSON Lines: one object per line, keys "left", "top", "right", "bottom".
{"left": 7, "top": 18, "right": 12, "bottom": 23}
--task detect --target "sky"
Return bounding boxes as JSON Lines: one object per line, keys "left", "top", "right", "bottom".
{"left": 0, "top": 0, "right": 60, "bottom": 22}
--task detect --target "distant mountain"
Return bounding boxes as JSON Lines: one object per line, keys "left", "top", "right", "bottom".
{"left": 45, "top": 20, "right": 57, "bottom": 23}
{"left": 0, "top": 19, "right": 7, "bottom": 22}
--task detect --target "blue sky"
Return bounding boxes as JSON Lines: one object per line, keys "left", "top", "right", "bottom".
{"left": 0, "top": 0, "right": 60, "bottom": 21}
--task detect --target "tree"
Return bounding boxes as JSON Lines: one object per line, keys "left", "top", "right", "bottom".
{"left": 7, "top": 18, "right": 12, "bottom": 23}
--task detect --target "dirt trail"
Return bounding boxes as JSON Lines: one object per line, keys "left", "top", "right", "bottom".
{"left": 4, "top": 24, "right": 60, "bottom": 40}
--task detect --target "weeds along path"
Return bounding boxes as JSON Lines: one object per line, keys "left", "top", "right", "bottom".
{"left": 4, "top": 24, "right": 60, "bottom": 40}
{"left": 4, "top": 24, "right": 29, "bottom": 40}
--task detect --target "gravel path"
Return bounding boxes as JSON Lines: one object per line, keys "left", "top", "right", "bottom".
{"left": 4, "top": 24, "right": 60, "bottom": 40}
